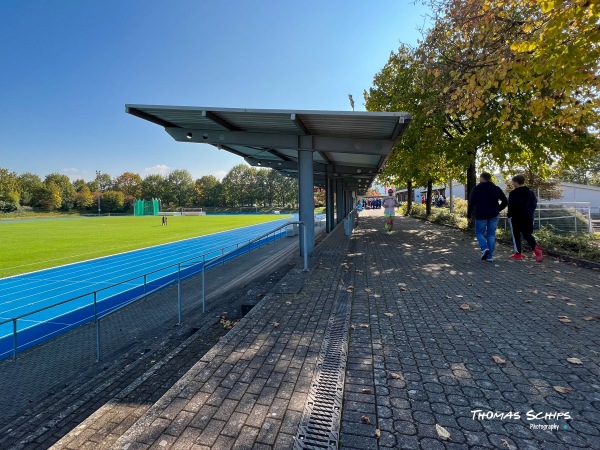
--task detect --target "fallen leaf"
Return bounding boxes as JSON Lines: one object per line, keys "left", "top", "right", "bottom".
{"left": 533, "top": 290, "right": 539, "bottom": 294}
{"left": 273, "top": 322, "right": 280, "bottom": 328}
{"left": 375, "top": 428, "right": 381, "bottom": 439}
{"left": 361, "top": 388, "right": 372, "bottom": 394}
{"left": 553, "top": 386, "right": 572, "bottom": 394}
{"left": 435, "top": 423, "right": 451, "bottom": 441}
{"left": 456, "top": 295, "right": 464, "bottom": 298}
{"left": 547, "top": 295, "right": 556, "bottom": 299}
{"left": 360, "top": 415, "right": 372, "bottom": 425}
{"left": 384, "top": 312, "right": 393, "bottom": 317}
{"left": 360, "top": 324, "right": 369, "bottom": 328}
{"left": 476, "top": 294, "right": 483, "bottom": 298}
{"left": 459, "top": 303, "right": 474, "bottom": 311}
{"left": 492, "top": 355, "right": 506, "bottom": 365}
{"left": 567, "top": 357, "right": 583, "bottom": 365}
{"left": 390, "top": 373, "right": 402, "bottom": 379}
{"left": 558, "top": 318, "right": 572, "bottom": 323}
{"left": 583, "top": 316, "right": 594, "bottom": 321}
{"left": 485, "top": 280, "right": 491, "bottom": 284}
{"left": 365, "top": 288, "right": 372, "bottom": 293}
{"left": 524, "top": 300, "right": 532, "bottom": 303}
{"left": 350, "top": 324, "right": 356, "bottom": 330}
{"left": 285, "top": 301, "right": 292, "bottom": 305}
{"left": 501, "top": 439, "right": 511, "bottom": 449}
{"left": 567, "top": 303, "right": 576, "bottom": 306}
{"left": 516, "top": 290, "right": 523, "bottom": 293}
{"left": 445, "top": 295, "right": 452, "bottom": 299}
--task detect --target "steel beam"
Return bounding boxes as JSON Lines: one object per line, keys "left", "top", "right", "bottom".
{"left": 166, "top": 128, "right": 394, "bottom": 155}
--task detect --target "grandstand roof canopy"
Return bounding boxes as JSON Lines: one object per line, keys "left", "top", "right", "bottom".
{"left": 125, "top": 105, "right": 411, "bottom": 195}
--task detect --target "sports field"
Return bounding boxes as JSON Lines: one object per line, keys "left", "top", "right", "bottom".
{"left": 0, "top": 215, "right": 288, "bottom": 278}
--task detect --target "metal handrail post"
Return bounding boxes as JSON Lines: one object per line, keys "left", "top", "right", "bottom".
{"left": 94, "top": 292, "right": 100, "bottom": 362}
{"left": 588, "top": 207, "right": 593, "bottom": 235}
{"left": 177, "top": 263, "right": 182, "bottom": 325}
{"left": 202, "top": 255, "right": 206, "bottom": 314}
{"left": 12, "top": 319, "right": 17, "bottom": 361}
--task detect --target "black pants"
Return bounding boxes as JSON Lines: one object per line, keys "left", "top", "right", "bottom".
{"left": 511, "top": 218, "right": 537, "bottom": 253}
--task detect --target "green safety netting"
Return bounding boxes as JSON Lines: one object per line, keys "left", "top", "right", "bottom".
{"left": 134, "top": 199, "right": 160, "bottom": 216}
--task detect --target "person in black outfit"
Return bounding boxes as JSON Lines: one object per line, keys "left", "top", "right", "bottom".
{"left": 467, "top": 172, "right": 508, "bottom": 262}
{"left": 507, "top": 175, "right": 543, "bottom": 262}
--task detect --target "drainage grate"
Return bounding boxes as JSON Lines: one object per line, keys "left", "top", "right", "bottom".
{"left": 295, "top": 247, "right": 355, "bottom": 449}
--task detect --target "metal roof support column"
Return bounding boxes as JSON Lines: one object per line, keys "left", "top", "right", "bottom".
{"left": 325, "top": 165, "right": 334, "bottom": 233}
{"left": 336, "top": 180, "right": 344, "bottom": 224}
{"left": 298, "top": 150, "right": 315, "bottom": 256}
{"left": 345, "top": 190, "right": 352, "bottom": 217}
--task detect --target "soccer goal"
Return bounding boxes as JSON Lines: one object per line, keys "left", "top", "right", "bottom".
{"left": 181, "top": 207, "right": 206, "bottom": 216}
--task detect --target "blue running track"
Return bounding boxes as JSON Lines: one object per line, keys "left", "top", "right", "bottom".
{"left": 0, "top": 218, "right": 291, "bottom": 360}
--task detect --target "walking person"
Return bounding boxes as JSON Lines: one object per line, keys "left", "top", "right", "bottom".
{"left": 467, "top": 172, "right": 508, "bottom": 262}
{"left": 383, "top": 188, "right": 399, "bottom": 233}
{"left": 507, "top": 175, "right": 543, "bottom": 262}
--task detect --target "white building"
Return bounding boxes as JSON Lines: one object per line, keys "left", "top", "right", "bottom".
{"left": 394, "top": 178, "right": 600, "bottom": 211}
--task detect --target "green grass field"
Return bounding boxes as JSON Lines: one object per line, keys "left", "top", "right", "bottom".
{"left": 0, "top": 215, "right": 289, "bottom": 278}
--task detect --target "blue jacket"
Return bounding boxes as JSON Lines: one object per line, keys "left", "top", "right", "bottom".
{"left": 467, "top": 181, "right": 508, "bottom": 220}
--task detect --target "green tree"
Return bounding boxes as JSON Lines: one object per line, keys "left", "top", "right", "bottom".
{"left": 73, "top": 184, "right": 94, "bottom": 210}
{"left": 166, "top": 169, "right": 194, "bottom": 207}
{"left": 72, "top": 178, "right": 87, "bottom": 192}
{"left": 114, "top": 172, "right": 142, "bottom": 197}
{"left": 44, "top": 173, "right": 76, "bottom": 211}
{"left": 97, "top": 173, "right": 113, "bottom": 192}
{"left": 222, "top": 165, "right": 257, "bottom": 207}
{"left": 18, "top": 172, "right": 43, "bottom": 206}
{"left": 38, "top": 181, "right": 62, "bottom": 211}
{"left": 101, "top": 191, "right": 125, "bottom": 212}
{"left": 141, "top": 174, "right": 166, "bottom": 201}
{"left": 194, "top": 175, "right": 222, "bottom": 207}
{"left": 422, "top": 0, "right": 600, "bottom": 174}
{"left": 0, "top": 168, "right": 21, "bottom": 211}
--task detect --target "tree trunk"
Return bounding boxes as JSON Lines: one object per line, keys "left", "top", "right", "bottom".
{"left": 426, "top": 180, "right": 433, "bottom": 216}
{"left": 406, "top": 180, "right": 413, "bottom": 216}
{"left": 465, "top": 150, "right": 477, "bottom": 200}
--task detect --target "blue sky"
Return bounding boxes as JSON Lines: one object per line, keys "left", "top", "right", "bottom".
{"left": 0, "top": 1, "right": 429, "bottom": 182}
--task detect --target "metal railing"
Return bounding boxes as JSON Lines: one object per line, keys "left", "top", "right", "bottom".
{"left": 500, "top": 202, "right": 593, "bottom": 235}
{"left": 0, "top": 221, "right": 308, "bottom": 362}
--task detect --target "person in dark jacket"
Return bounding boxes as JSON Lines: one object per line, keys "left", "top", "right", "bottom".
{"left": 507, "top": 174, "right": 543, "bottom": 262}
{"left": 467, "top": 172, "right": 508, "bottom": 262}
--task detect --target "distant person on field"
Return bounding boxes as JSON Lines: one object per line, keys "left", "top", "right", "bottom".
{"left": 383, "top": 189, "right": 399, "bottom": 233}
{"left": 467, "top": 172, "right": 508, "bottom": 262}
{"left": 507, "top": 174, "right": 543, "bottom": 262}
{"left": 162, "top": 216, "right": 166, "bottom": 226}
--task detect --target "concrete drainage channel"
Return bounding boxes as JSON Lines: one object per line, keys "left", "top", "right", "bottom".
{"left": 295, "top": 241, "right": 355, "bottom": 449}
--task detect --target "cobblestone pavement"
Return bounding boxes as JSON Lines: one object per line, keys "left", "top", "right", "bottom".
{"left": 4, "top": 214, "right": 600, "bottom": 450}
{"left": 339, "top": 214, "right": 600, "bottom": 450}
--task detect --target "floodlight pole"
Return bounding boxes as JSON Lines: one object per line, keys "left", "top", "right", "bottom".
{"left": 96, "top": 170, "right": 101, "bottom": 216}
